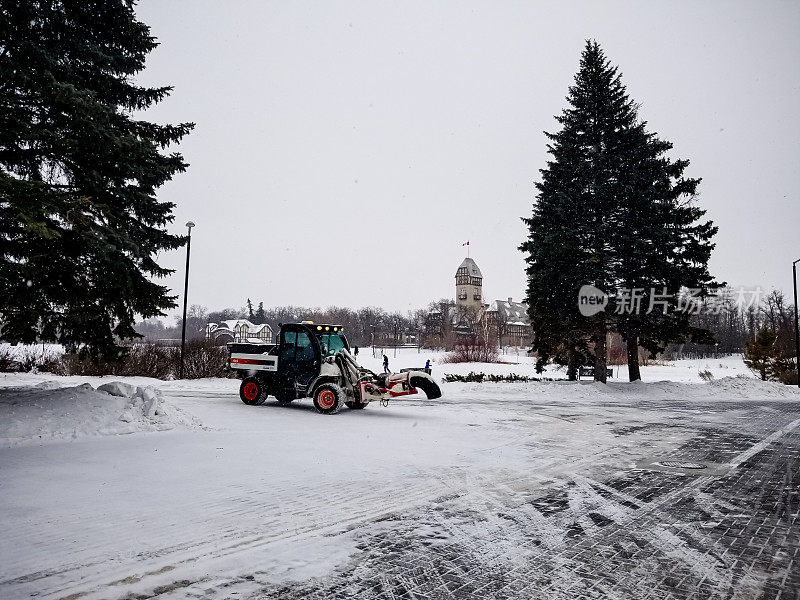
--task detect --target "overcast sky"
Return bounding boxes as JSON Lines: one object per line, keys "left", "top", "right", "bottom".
{"left": 134, "top": 0, "right": 799, "bottom": 319}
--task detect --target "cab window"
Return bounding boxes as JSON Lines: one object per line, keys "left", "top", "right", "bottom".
{"left": 315, "top": 331, "right": 348, "bottom": 356}
{"left": 295, "top": 332, "right": 315, "bottom": 362}
{"left": 280, "top": 330, "right": 296, "bottom": 363}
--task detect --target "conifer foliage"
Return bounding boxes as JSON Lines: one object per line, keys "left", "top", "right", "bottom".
{"left": 0, "top": 1, "right": 193, "bottom": 358}
{"left": 744, "top": 326, "right": 798, "bottom": 384}
{"left": 744, "top": 327, "right": 779, "bottom": 382}
{"left": 521, "top": 41, "right": 718, "bottom": 382}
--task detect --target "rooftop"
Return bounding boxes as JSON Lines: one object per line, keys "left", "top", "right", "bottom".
{"left": 456, "top": 257, "right": 482, "bottom": 278}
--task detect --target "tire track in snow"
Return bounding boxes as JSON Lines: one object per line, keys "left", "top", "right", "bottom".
{"left": 241, "top": 416, "right": 800, "bottom": 600}
{"left": 0, "top": 432, "right": 622, "bottom": 600}
{"left": 0, "top": 476, "right": 457, "bottom": 600}
{"left": 7, "top": 394, "right": 798, "bottom": 599}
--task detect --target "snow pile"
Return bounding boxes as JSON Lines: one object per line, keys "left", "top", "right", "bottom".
{"left": 706, "top": 375, "right": 800, "bottom": 399}
{"left": 97, "top": 381, "right": 139, "bottom": 398}
{"left": 434, "top": 375, "right": 800, "bottom": 408}
{"left": 0, "top": 381, "right": 203, "bottom": 448}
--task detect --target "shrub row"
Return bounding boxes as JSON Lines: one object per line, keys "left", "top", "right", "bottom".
{"left": 0, "top": 345, "right": 64, "bottom": 374}
{"left": 442, "top": 371, "right": 552, "bottom": 383}
{"left": 0, "top": 341, "right": 234, "bottom": 380}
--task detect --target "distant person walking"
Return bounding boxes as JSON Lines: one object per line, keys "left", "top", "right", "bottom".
{"left": 353, "top": 346, "right": 359, "bottom": 358}
{"left": 383, "top": 354, "right": 389, "bottom": 373}
{"left": 424, "top": 359, "right": 430, "bottom": 371}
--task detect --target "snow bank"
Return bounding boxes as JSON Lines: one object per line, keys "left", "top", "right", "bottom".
{"left": 434, "top": 374, "right": 800, "bottom": 408}
{"left": 0, "top": 381, "right": 203, "bottom": 448}
{"left": 97, "top": 381, "right": 138, "bottom": 398}
{"left": 706, "top": 375, "right": 800, "bottom": 399}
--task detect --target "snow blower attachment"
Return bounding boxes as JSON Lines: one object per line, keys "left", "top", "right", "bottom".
{"left": 228, "top": 322, "right": 441, "bottom": 414}
{"left": 334, "top": 346, "right": 441, "bottom": 405}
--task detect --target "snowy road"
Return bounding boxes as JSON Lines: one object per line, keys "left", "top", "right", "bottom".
{"left": 1, "top": 374, "right": 799, "bottom": 599}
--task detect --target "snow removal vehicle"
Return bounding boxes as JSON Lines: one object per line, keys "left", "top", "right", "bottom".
{"left": 228, "top": 322, "right": 442, "bottom": 414}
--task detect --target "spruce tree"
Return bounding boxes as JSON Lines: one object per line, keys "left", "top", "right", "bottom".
{"left": 744, "top": 327, "right": 778, "bottom": 381}
{"left": 0, "top": 1, "right": 193, "bottom": 358}
{"left": 522, "top": 41, "right": 640, "bottom": 382}
{"left": 255, "top": 302, "right": 266, "bottom": 325}
{"left": 521, "top": 40, "right": 718, "bottom": 382}
{"left": 613, "top": 133, "right": 718, "bottom": 380}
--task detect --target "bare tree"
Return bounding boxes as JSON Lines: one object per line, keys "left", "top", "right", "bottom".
{"left": 425, "top": 299, "right": 456, "bottom": 350}
{"left": 407, "top": 308, "right": 428, "bottom": 351}
{"left": 175, "top": 304, "right": 209, "bottom": 341}
{"left": 490, "top": 306, "right": 510, "bottom": 353}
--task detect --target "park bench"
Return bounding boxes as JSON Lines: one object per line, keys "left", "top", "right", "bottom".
{"left": 578, "top": 366, "right": 613, "bottom": 380}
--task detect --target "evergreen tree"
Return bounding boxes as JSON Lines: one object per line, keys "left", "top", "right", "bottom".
{"left": 744, "top": 327, "right": 778, "bottom": 381}
{"left": 246, "top": 298, "right": 254, "bottom": 321}
{"left": 0, "top": 1, "right": 193, "bottom": 358}
{"left": 521, "top": 40, "right": 718, "bottom": 382}
{"left": 255, "top": 302, "right": 266, "bottom": 325}
{"left": 612, "top": 132, "right": 719, "bottom": 381}
{"left": 522, "top": 41, "right": 638, "bottom": 382}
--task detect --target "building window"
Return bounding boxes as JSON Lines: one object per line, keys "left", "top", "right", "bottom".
{"left": 459, "top": 289, "right": 467, "bottom": 300}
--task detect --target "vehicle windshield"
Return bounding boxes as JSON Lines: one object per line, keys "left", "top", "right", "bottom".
{"left": 315, "top": 331, "right": 348, "bottom": 356}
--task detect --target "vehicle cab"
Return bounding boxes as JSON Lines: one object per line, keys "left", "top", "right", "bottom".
{"left": 276, "top": 322, "right": 349, "bottom": 389}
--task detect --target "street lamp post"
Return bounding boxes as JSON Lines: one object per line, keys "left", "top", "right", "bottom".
{"left": 180, "top": 221, "right": 195, "bottom": 379}
{"left": 793, "top": 258, "right": 800, "bottom": 389}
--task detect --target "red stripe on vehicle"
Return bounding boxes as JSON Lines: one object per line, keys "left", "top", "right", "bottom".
{"left": 231, "top": 358, "right": 274, "bottom": 366}
{"left": 389, "top": 388, "right": 418, "bottom": 397}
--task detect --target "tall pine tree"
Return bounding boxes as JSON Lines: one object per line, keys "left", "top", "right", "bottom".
{"left": 246, "top": 298, "right": 255, "bottom": 321}
{"left": 612, "top": 133, "right": 718, "bottom": 380}
{"left": 0, "top": 1, "right": 193, "bottom": 358}
{"left": 255, "top": 302, "right": 266, "bottom": 325}
{"left": 521, "top": 40, "right": 718, "bottom": 382}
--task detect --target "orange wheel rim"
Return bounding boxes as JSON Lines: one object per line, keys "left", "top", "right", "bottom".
{"left": 318, "top": 389, "right": 335, "bottom": 409}
{"left": 243, "top": 382, "right": 259, "bottom": 401}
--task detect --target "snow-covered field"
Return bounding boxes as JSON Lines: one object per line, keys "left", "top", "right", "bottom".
{"left": 1, "top": 351, "right": 797, "bottom": 599}
{"left": 361, "top": 346, "right": 755, "bottom": 382}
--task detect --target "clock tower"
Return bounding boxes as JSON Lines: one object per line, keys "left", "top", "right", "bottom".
{"left": 455, "top": 257, "right": 483, "bottom": 310}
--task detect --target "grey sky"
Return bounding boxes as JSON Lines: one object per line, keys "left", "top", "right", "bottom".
{"left": 134, "top": 1, "right": 800, "bottom": 319}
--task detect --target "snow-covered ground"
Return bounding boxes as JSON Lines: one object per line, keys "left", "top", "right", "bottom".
{"left": 1, "top": 351, "right": 797, "bottom": 599}
{"left": 360, "top": 346, "right": 754, "bottom": 381}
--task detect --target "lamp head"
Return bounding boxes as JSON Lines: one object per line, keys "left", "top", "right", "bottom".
{"left": 186, "top": 221, "right": 196, "bottom": 229}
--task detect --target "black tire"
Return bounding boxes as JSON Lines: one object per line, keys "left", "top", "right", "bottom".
{"left": 345, "top": 401, "right": 368, "bottom": 410}
{"left": 313, "top": 383, "right": 344, "bottom": 414}
{"left": 409, "top": 375, "right": 442, "bottom": 399}
{"left": 240, "top": 377, "right": 266, "bottom": 405}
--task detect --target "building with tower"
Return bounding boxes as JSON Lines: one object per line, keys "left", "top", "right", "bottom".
{"left": 455, "top": 258, "right": 483, "bottom": 310}
{"left": 424, "top": 255, "right": 532, "bottom": 349}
